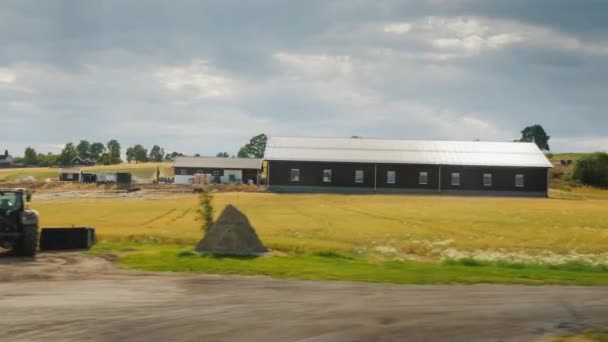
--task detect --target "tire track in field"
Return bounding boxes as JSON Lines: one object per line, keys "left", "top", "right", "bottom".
{"left": 333, "top": 205, "right": 408, "bottom": 225}
{"left": 140, "top": 209, "right": 177, "bottom": 226}
{"left": 170, "top": 208, "right": 193, "bottom": 222}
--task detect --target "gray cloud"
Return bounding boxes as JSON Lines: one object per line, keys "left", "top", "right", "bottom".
{"left": 1, "top": 0, "right": 607, "bottom": 156}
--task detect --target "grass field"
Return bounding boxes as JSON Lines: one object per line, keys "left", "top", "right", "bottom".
{"left": 33, "top": 193, "right": 608, "bottom": 265}
{"left": 88, "top": 242, "right": 608, "bottom": 286}
{"left": 30, "top": 192, "right": 608, "bottom": 285}
{"left": 0, "top": 162, "right": 173, "bottom": 182}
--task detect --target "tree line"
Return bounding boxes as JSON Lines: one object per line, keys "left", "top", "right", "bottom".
{"left": 16, "top": 134, "right": 268, "bottom": 167}
{"left": 19, "top": 140, "right": 186, "bottom": 167}
{"left": 21, "top": 140, "right": 122, "bottom": 166}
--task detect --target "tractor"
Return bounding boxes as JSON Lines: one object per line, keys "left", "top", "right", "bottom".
{"left": 0, "top": 188, "right": 38, "bottom": 257}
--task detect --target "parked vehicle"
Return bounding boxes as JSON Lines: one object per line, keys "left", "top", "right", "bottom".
{"left": 0, "top": 188, "right": 38, "bottom": 257}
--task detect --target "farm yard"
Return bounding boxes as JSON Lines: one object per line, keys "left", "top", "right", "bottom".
{"left": 0, "top": 162, "right": 173, "bottom": 182}
{"left": 3, "top": 154, "right": 608, "bottom": 285}
{"left": 29, "top": 192, "right": 608, "bottom": 285}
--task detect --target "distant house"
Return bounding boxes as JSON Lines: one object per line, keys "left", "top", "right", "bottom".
{"left": 59, "top": 168, "right": 83, "bottom": 182}
{"left": 72, "top": 156, "right": 96, "bottom": 166}
{"left": 173, "top": 156, "right": 263, "bottom": 185}
{"left": 0, "top": 150, "right": 14, "bottom": 168}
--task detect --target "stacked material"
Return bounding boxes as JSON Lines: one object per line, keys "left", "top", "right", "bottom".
{"left": 195, "top": 205, "right": 267, "bottom": 255}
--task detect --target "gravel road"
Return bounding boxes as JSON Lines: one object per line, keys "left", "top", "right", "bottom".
{"left": 1, "top": 252, "right": 607, "bottom": 341}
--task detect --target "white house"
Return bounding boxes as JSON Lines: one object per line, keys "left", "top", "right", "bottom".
{"left": 173, "top": 156, "right": 263, "bottom": 185}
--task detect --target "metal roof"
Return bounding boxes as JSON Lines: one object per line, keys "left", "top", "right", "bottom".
{"left": 59, "top": 168, "right": 83, "bottom": 173}
{"left": 174, "top": 156, "right": 263, "bottom": 169}
{"left": 264, "top": 137, "right": 553, "bottom": 168}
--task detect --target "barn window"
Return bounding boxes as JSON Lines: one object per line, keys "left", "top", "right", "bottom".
{"left": 483, "top": 174, "right": 492, "bottom": 187}
{"left": 180, "top": 170, "right": 187, "bottom": 175}
{"left": 515, "top": 174, "right": 525, "bottom": 187}
{"left": 323, "top": 169, "right": 332, "bottom": 183}
{"left": 355, "top": 170, "right": 364, "bottom": 183}
{"left": 290, "top": 169, "right": 300, "bottom": 182}
{"left": 387, "top": 171, "right": 396, "bottom": 184}
{"left": 419, "top": 172, "right": 428, "bottom": 185}
{"left": 451, "top": 173, "right": 461, "bottom": 186}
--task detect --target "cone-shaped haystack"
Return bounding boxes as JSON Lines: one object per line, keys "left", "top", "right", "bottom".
{"left": 195, "top": 205, "right": 268, "bottom": 255}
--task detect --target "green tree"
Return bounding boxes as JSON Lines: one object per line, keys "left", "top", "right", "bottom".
{"left": 573, "top": 153, "right": 608, "bottom": 188}
{"left": 24, "top": 147, "right": 38, "bottom": 166}
{"left": 198, "top": 191, "right": 214, "bottom": 232}
{"left": 90, "top": 142, "right": 106, "bottom": 159}
{"left": 126, "top": 147, "right": 135, "bottom": 163}
{"left": 37, "top": 153, "right": 58, "bottom": 167}
{"left": 106, "top": 139, "right": 122, "bottom": 164}
{"left": 131, "top": 144, "right": 148, "bottom": 163}
{"left": 518, "top": 125, "right": 550, "bottom": 151}
{"left": 76, "top": 140, "right": 91, "bottom": 158}
{"left": 149, "top": 145, "right": 165, "bottom": 162}
{"left": 216, "top": 152, "right": 229, "bottom": 158}
{"left": 165, "top": 152, "right": 183, "bottom": 161}
{"left": 59, "top": 143, "right": 78, "bottom": 165}
{"left": 237, "top": 134, "right": 267, "bottom": 158}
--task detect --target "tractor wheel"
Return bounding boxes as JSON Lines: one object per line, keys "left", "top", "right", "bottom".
{"left": 14, "top": 225, "right": 38, "bottom": 257}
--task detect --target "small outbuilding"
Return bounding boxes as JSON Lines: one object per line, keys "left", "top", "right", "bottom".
{"left": 173, "top": 156, "right": 263, "bottom": 185}
{"left": 96, "top": 172, "right": 132, "bottom": 184}
{"left": 82, "top": 173, "right": 97, "bottom": 183}
{"left": 59, "top": 168, "right": 83, "bottom": 182}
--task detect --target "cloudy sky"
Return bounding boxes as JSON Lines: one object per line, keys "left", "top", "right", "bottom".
{"left": 1, "top": 0, "right": 607, "bottom": 156}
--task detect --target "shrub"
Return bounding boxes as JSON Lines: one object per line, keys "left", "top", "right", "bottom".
{"left": 198, "top": 191, "right": 214, "bottom": 232}
{"left": 572, "top": 153, "right": 608, "bottom": 188}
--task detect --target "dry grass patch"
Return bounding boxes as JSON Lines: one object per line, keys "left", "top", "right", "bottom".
{"left": 32, "top": 193, "right": 608, "bottom": 265}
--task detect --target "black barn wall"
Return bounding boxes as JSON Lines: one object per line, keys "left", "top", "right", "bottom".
{"left": 267, "top": 160, "right": 548, "bottom": 194}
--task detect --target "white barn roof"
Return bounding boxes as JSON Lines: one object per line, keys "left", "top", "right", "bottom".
{"left": 174, "top": 156, "right": 263, "bottom": 169}
{"left": 264, "top": 137, "right": 553, "bottom": 168}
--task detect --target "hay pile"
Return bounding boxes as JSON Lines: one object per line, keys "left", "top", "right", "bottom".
{"left": 195, "top": 205, "right": 268, "bottom": 255}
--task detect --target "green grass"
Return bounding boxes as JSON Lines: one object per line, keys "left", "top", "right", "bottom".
{"left": 91, "top": 242, "right": 608, "bottom": 286}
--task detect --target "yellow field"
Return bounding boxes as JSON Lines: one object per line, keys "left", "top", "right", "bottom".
{"left": 0, "top": 162, "right": 173, "bottom": 181}
{"left": 31, "top": 193, "right": 608, "bottom": 264}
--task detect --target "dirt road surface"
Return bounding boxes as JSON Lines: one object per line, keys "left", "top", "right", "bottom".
{"left": 1, "top": 252, "right": 607, "bottom": 342}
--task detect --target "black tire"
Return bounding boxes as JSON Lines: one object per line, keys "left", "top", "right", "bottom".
{"left": 14, "top": 225, "right": 38, "bottom": 257}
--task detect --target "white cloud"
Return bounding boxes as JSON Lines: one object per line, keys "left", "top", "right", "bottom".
{"left": 6, "top": 101, "right": 38, "bottom": 112}
{"left": 461, "top": 115, "right": 491, "bottom": 129}
{"left": 551, "top": 137, "right": 608, "bottom": 153}
{"left": 383, "top": 22, "right": 412, "bottom": 34}
{"left": 155, "top": 60, "right": 234, "bottom": 99}
{"left": 273, "top": 52, "right": 353, "bottom": 79}
{"left": 380, "top": 16, "right": 608, "bottom": 58}
{"left": 0, "top": 68, "right": 16, "bottom": 83}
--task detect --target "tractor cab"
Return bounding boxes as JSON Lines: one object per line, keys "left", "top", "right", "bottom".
{"left": 0, "top": 189, "right": 38, "bottom": 257}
